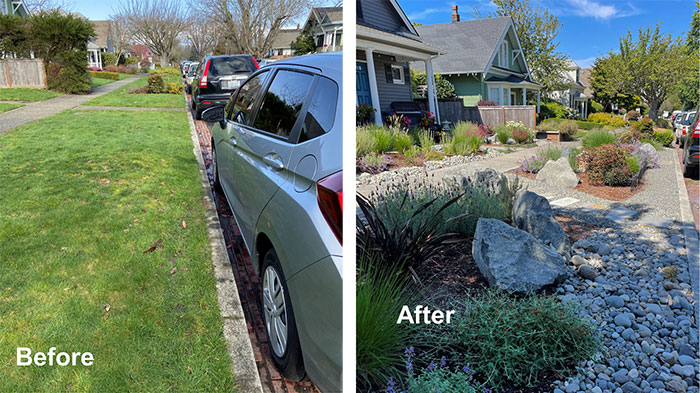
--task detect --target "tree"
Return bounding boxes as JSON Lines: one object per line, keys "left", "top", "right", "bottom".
{"left": 185, "top": 13, "right": 217, "bottom": 61}
{"left": 590, "top": 55, "right": 624, "bottom": 112}
{"left": 474, "top": 0, "right": 569, "bottom": 92}
{"left": 677, "top": 3, "right": 700, "bottom": 110}
{"left": 617, "top": 24, "right": 689, "bottom": 119}
{"left": 199, "top": 0, "right": 313, "bottom": 58}
{"left": 108, "top": 14, "right": 132, "bottom": 66}
{"left": 410, "top": 69, "right": 456, "bottom": 99}
{"left": 687, "top": 1, "right": 700, "bottom": 54}
{"left": 22, "top": 0, "right": 75, "bottom": 13}
{"left": 116, "top": 0, "right": 189, "bottom": 67}
{"left": 290, "top": 31, "right": 316, "bottom": 55}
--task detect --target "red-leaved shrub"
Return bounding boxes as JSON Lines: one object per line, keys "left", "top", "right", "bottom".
{"left": 581, "top": 144, "right": 634, "bottom": 186}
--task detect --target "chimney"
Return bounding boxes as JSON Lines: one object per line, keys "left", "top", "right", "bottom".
{"left": 296, "top": 24, "right": 300, "bottom": 30}
{"left": 451, "top": 5, "right": 460, "bottom": 23}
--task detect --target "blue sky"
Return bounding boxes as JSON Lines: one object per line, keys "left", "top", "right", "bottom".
{"left": 401, "top": 0, "right": 697, "bottom": 68}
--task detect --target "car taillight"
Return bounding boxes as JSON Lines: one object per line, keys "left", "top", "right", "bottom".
{"left": 694, "top": 120, "right": 700, "bottom": 138}
{"left": 200, "top": 60, "right": 210, "bottom": 88}
{"left": 317, "top": 171, "right": 342, "bottom": 244}
{"left": 252, "top": 57, "right": 260, "bottom": 69}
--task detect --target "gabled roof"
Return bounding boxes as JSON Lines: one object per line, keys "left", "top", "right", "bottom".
{"left": 579, "top": 68, "right": 593, "bottom": 97}
{"left": 415, "top": 16, "right": 523, "bottom": 75}
{"left": 271, "top": 28, "right": 301, "bottom": 49}
{"left": 91, "top": 20, "right": 111, "bottom": 48}
{"left": 357, "top": 0, "right": 419, "bottom": 39}
{"left": 305, "top": 6, "right": 343, "bottom": 28}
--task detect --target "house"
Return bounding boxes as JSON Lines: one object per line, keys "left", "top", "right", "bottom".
{"left": 1, "top": 0, "right": 28, "bottom": 16}
{"left": 264, "top": 27, "right": 300, "bottom": 59}
{"left": 302, "top": 7, "right": 342, "bottom": 53}
{"left": 547, "top": 60, "right": 591, "bottom": 118}
{"left": 357, "top": 0, "right": 444, "bottom": 126}
{"left": 87, "top": 20, "right": 114, "bottom": 69}
{"left": 412, "top": 7, "right": 542, "bottom": 111}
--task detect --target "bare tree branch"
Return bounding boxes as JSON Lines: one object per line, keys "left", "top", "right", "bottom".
{"left": 108, "top": 13, "right": 132, "bottom": 65}
{"left": 185, "top": 12, "right": 217, "bottom": 60}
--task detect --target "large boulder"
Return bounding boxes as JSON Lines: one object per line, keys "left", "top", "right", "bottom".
{"left": 512, "top": 189, "right": 572, "bottom": 259}
{"left": 638, "top": 143, "right": 659, "bottom": 166}
{"left": 472, "top": 218, "right": 568, "bottom": 294}
{"left": 536, "top": 157, "right": 579, "bottom": 188}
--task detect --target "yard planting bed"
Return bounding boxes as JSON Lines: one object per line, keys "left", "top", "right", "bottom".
{"left": 0, "top": 109, "right": 235, "bottom": 392}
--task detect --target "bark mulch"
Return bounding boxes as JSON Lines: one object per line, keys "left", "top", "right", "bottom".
{"left": 511, "top": 170, "right": 644, "bottom": 201}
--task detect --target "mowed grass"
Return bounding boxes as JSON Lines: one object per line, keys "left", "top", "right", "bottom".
{"left": 0, "top": 88, "right": 62, "bottom": 101}
{"left": 90, "top": 77, "right": 115, "bottom": 88}
{"left": 0, "top": 110, "right": 235, "bottom": 392}
{"left": 84, "top": 75, "right": 183, "bottom": 108}
{"left": 0, "top": 102, "right": 23, "bottom": 113}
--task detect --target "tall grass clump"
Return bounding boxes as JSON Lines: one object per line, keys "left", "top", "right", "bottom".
{"left": 568, "top": 147, "right": 581, "bottom": 172}
{"left": 393, "top": 130, "right": 413, "bottom": 153}
{"left": 417, "top": 130, "right": 434, "bottom": 152}
{"left": 357, "top": 126, "right": 378, "bottom": 156}
{"left": 444, "top": 132, "right": 482, "bottom": 156}
{"left": 495, "top": 125, "right": 511, "bottom": 144}
{"left": 447, "top": 291, "right": 600, "bottom": 387}
{"left": 581, "top": 128, "right": 616, "bottom": 148}
{"left": 373, "top": 127, "right": 394, "bottom": 153}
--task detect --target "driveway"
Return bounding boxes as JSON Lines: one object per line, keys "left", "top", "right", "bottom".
{"left": 0, "top": 76, "right": 142, "bottom": 134}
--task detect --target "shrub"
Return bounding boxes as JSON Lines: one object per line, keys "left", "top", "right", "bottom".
{"left": 618, "top": 129, "right": 642, "bottom": 144}
{"left": 147, "top": 73, "right": 165, "bottom": 93}
{"left": 581, "top": 144, "right": 634, "bottom": 186}
{"left": 448, "top": 291, "right": 599, "bottom": 387}
{"left": 477, "top": 100, "right": 497, "bottom": 106}
{"left": 511, "top": 129, "right": 529, "bottom": 144}
{"left": 418, "top": 110, "right": 436, "bottom": 129}
{"left": 631, "top": 118, "right": 654, "bottom": 138}
{"left": 417, "top": 130, "right": 434, "bottom": 152}
{"left": 626, "top": 110, "right": 640, "bottom": 120}
{"left": 576, "top": 120, "right": 598, "bottom": 130}
{"left": 478, "top": 123, "right": 493, "bottom": 137}
{"left": 89, "top": 70, "right": 119, "bottom": 80}
{"left": 149, "top": 66, "right": 179, "bottom": 75}
{"left": 373, "top": 127, "right": 394, "bottom": 153}
{"left": 356, "top": 127, "right": 378, "bottom": 156}
{"left": 587, "top": 112, "right": 626, "bottom": 127}
{"left": 540, "top": 100, "right": 567, "bottom": 118}
{"left": 504, "top": 121, "right": 533, "bottom": 144}
{"left": 655, "top": 118, "right": 671, "bottom": 129}
{"left": 536, "top": 118, "right": 564, "bottom": 131}
{"left": 495, "top": 125, "right": 511, "bottom": 144}
{"left": 590, "top": 101, "right": 604, "bottom": 113}
{"left": 357, "top": 153, "right": 391, "bottom": 174}
{"left": 386, "top": 113, "right": 412, "bottom": 131}
{"left": 166, "top": 82, "right": 183, "bottom": 95}
{"left": 393, "top": 131, "right": 413, "bottom": 153}
{"left": 559, "top": 120, "right": 578, "bottom": 140}
{"left": 581, "top": 129, "right": 616, "bottom": 148}
{"left": 654, "top": 130, "right": 673, "bottom": 147}
{"left": 101, "top": 52, "right": 117, "bottom": 66}
{"left": 356, "top": 257, "right": 418, "bottom": 387}
{"left": 47, "top": 51, "right": 91, "bottom": 94}
{"left": 357, "top": 103, "right": 376, "bottom": 125}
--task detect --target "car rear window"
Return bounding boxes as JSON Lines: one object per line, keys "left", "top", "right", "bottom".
{"left": 208, "top": 57, "right": 255, "bottom": 77}
{"left": 253, "top": 70, "right": 314, "bottom": 139}
{"left": 300, "top": 76, "right": 339, "bottom": 142}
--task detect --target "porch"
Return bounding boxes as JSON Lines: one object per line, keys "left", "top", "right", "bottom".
{"left": 484, "top": 75, "right": 542, "bottom": 113}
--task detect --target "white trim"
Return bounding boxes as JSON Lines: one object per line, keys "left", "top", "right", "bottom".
{"left": 365, "top": 49, "right": 383, "bottom": 127}
{"left": 390, "top": 64, "right": 405, "bottom": 84}
{"left": 387, "top": 0, "right": 420, "bottom": 37}
{"left": 482, "top": 18, "right": 534, "bottom": 79}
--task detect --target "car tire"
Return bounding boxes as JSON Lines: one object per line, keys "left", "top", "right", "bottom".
{"left": 261, "top": 248, "right": 305, "bottom": 381}
{"left": 211, "top": 142, "right": 222, "bottom": 190}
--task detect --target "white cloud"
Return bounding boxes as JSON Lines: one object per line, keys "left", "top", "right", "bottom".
{"left": 407, "top": 8, "right": 444, "bottom": 21}
{"left": 573, "top": 57, "right": 597, "bottom": 69}
{"left": 560, "top": 0, "right": 641, "bottom": 20}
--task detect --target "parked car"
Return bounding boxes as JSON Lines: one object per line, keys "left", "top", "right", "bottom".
{"left": 674, "top": 111, "right": 687, "bottom": 143}
{"left": 682, "top": 109, "right": 699, "bottom": 178}
{"left": 202, "top": 53, "right": 342, "bottom": 392}
{"left": 184, "top": 62, "right": 199, "bottom": 94}
{"left": 191, "top": 54, "right": 259, "bottom": 120}
{"left": 181, "top": 61, "right": 191, "bottom": 77}
{"left": 677, "top": 111, "right": 697, "bottom": 145}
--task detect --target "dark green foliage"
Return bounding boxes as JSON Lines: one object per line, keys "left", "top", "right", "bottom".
{"left": 411, "top": 69, "right": 457, "bottom": 99}
{"left": 0, "top": 14, "right": 30, "bottom": 57}
{"left": 147, "top": 74, "right": 166, "bottom": 93}
{"left": 590, "top": 101, "right": 604, "bottom": 113}
{"left": 47, "top": 51, "right": 91, "bottom": 94}
{"left": 539, "top": 100, "right": 567, "bottom": 118}
{"left": 631, "top": 118, "right": 654, "bottom": 138}
{"left": 445, "top": 291, "right": 599, "bottom": 387}
{"left": 654, "top": 130, "right": 673, "bottom": 146}
{"left": 290, "top": 31, "right": 316, "bottom": 55}
{"left": 101, "top": 52, "right": 117, "bottom": 66}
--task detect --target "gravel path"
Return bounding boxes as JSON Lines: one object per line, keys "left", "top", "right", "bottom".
{"left": 552, "top": 224, "right": 698, "bottom": 393}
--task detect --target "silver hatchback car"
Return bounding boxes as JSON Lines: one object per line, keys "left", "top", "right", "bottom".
{"left": 202, "top": 53, "right": 342, "bottom": 392}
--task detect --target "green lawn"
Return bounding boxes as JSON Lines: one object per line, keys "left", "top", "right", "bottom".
{"left": 0, "top": 88, "right": 62, "bottom": 102}
{"left": 0, "top": 110, "right": 235, "bottom": 392}
{"left": 0, "top": 102, "right": 23, "bottom": 113}
{"left": 90, "top": 77, "right": 115, "bottom": 88}
{"left": 84, "top": 75, "right": 183, "bottom": 108}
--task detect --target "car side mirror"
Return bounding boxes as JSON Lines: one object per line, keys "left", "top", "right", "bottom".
{"left": 201, "top": 106, "right": 225, "bottom": 123}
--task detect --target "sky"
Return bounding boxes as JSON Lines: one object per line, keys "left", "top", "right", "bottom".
{"left": 400, "top": 0, "right": 697, "bottom": 69}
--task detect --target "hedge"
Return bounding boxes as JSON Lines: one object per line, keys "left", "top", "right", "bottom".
{"left": 89, "top": 70, "right": 120, "bottom": 80}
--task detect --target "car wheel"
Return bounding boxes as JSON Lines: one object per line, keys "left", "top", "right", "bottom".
{"left": 211, "top": 142, "right": 221, "bottom": 190}
{"left": 261, "top": 249, "right": 305, "bottom": 381}
{"left": 195, "top": 109, "right": 202, "bottom": 120}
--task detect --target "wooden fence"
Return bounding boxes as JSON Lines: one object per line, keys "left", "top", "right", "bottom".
{"left": 415, "top": 99, "right": 536, "bottom": 130}
{"left": 0, "top": 59, "right": 47, "bottom": 89}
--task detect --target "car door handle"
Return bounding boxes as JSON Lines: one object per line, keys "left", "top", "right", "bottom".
{"left": 229, "top": 136, "right": 237, "bottom": 146}
{"left": 263, "top": 154, "right": 284, "bottom": 170}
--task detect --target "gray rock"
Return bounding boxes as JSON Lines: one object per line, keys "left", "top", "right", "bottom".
{"left": 512, "top": 189, "right": 572, "bottom": 259}
{"left": 622, "top": 328, "right": 636, "bottom": 340}
{"left": 672, "top": 364, "right": 694, "bottom": 378}
{"left": 579, "top": 265, "right": 598, "bottom": 280}
{"left": 622, "top": 381, "right": 643, "bottom": 393}
{"left": 536, "top": 157, "right": 580, "bottom": 188}
{"left": 571, "top": 255, "right": 586, "bottom": 266}
{"left": 666, "top": 377, "right": 688, "bottom": 392}
{"left": 639, "top": 143, "right": 660, "bottom": 167}
{"left": 678, "top": 344, "right": 695, "bottom": 357}
{"left": 597, "top": 243, "right": 612, "bottom": 255}
{"left": 678, "top": 355, "right": 695, "bottom": 366}
{"left": 615, "top": 313, "right": 633, "bottom": 328}
{"left": 607, "top": 295, "right": 625, "bottom": 308}
{"left": 613, "top": 369, "right": 630, "bottom": 383}
{"left": 472, "top": 218, "right": 567, "bottom": 294}
{"left": 565, "top": 381, "right": 579, "bottom": 393}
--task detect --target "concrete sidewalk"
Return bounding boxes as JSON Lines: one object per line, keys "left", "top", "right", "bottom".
{"left": 0, "top": 76, "right": 142, "bottom": 134}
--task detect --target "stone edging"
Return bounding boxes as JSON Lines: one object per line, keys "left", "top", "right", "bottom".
{"left": 184, "top": 101, "right": 264, "bottom": 392}
{"left": 672, "top": 147, "right": 700, "bottom": 340}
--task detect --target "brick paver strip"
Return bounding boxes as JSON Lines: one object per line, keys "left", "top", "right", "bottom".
{"left": 0, "top": 76, "right": 142, "bottom": 134}
{"left": 185, "top": 100, "right": 264, "bottom": 393}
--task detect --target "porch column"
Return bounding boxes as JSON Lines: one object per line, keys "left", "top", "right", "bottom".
{"left": 364, "top": 48, "right": 383, "bottom": 126}
{"left": 522, "top": 87, "right": 526, "bottom": 106}
{"left": 500, "top": 86, "right": 504, "bottom": 106}
{"left": 536, "top": 90, "right": 541, "bottom": 113}
{"left": 425, "top": 58, "right": 439, "bottom": 124}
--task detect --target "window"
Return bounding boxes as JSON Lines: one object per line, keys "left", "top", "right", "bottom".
{"left": 391, "top": 65, "right": 404, "bottom": 84}
{"left": 228, "top": 70, "right": 269, "bottom": 124}
{"left": 316, "top": 34, "right": 324, "bottom": 48}
{"left": 489, "top": 87, "right": 500, "bottom": 105}
{"left": 253, "top": 70, "right": 314, "bottom": 139}
{"left": 499, "top": 41, "right": 509, "bottom": 67}
{"left": 301, "top": 76, "right": 339, "bottom": 142}
{"left": 334, "top": 32, "right": 342, "bottom": 47}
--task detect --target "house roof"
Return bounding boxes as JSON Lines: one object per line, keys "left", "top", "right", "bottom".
{"left": 310, "top": 7, "right": 342, "bottom": 25}
{"left": 485, "top": 74, "right": 541, "bottom": 87}
{"left": 91, "top": 20, "right": 111, "bottom": 48}
{"left": 415, "top": 16, "right": 513, "bottom": 75}
{"left": 579, "top": 68, "right": 593, "bottom": 97}
{"left": 271, "top": 28, "right": 301, "bottom": 49}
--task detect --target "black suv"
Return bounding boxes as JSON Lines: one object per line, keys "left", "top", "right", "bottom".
{"left": 191, "top": 55, "right": 259, "bottom": 119}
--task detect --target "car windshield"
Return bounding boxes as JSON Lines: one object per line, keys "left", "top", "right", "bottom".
{"left": 208, "top": 57, "right": 255, "bottom": 77}
{"left": 187, "top": 64, "right": 199, "bottom": 76}
{"left": 682, "top": 113, "right": 696, "bottom": 125}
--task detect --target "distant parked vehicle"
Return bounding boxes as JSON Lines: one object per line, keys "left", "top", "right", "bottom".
{"left": 202, "top": 53, "right": 342, "bottom": 393}
{"left": 184, "top": 62, "right": 199, "bottom": 94}
{"left": 190, "top": 55, "right": 259, "bottom": 120}
{"left": 181, "top": 61, "right": 192, "bottom": 77}
{"left": 682, "top": 109, "right": 699, "bottom": 178}
{"left": 677, "top": 111, "right": 696, "bottom": 146}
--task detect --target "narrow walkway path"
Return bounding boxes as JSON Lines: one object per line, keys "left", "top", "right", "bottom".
{"left": 0, "top": 76, "right": 142, "bottom": 134}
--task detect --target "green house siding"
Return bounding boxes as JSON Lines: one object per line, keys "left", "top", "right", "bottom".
{"left": 490, "top": 33, "right": 526, "bottom": 74}
{"left": 445, "top": 74, "right": 483, "bottom": 106}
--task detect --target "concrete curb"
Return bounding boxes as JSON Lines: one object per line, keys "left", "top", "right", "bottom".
{"left": 672, "top": 147, "right": 700, "bottom": 339}
{"left": 184, "top": 102, "right": 264, "bottom": 392}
